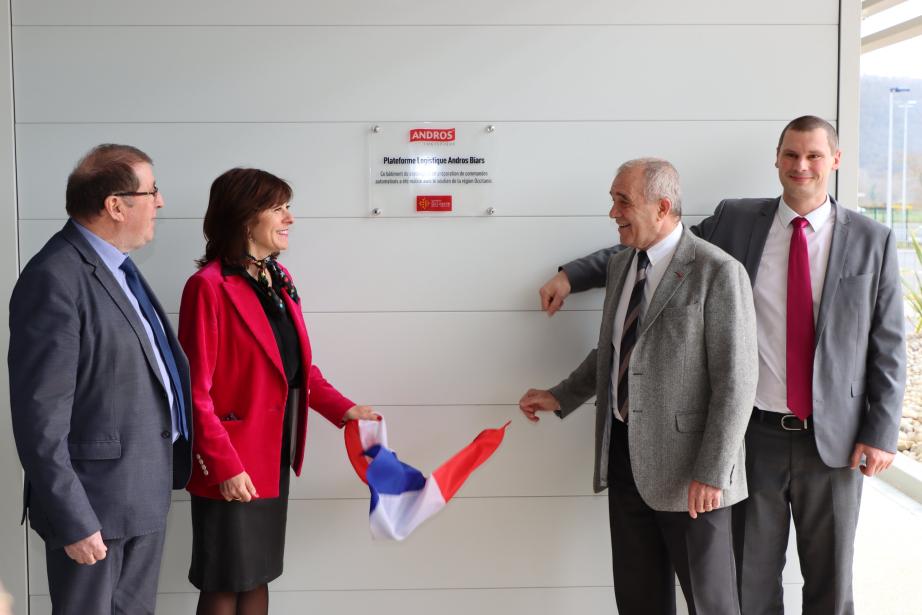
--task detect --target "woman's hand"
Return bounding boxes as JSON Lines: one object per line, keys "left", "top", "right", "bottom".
{"left": 343, "top": 405, "right": 380, "bottom": 422}
{"left": 219, "top": 471, "right": 258, "bottom": 502}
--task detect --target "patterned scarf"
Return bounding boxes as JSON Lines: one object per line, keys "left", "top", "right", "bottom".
{"left": 244, "top": 254, "right": 300, "bottom": 312}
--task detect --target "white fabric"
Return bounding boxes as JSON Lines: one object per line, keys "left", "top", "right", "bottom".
{"left": 369, "top": 476, "right": 446, "bottom": 541}
{"left": 359, "top": 415, "right": 388, "bottom": 451}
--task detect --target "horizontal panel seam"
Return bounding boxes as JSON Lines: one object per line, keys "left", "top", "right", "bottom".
{"left": 17, "top": 216, "right": 617, "bottom": 221}
{"left": 29, "top": 581, "right": 810, "bottom": 597}
{"left": 11, "top": 23, "right": 839, "bottom": 29}
{"left": 172, "top": 495, "right": 608, "bottom": 501}
{"left": 13, "top": 118, "right": 834, "bottom": 126}
{"left": 161, "top": 310, "right": 605, "bottom": 315}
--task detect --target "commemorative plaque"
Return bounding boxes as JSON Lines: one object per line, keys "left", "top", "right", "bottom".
{"left": 368, "top": 123, "right": 496, "bottom": 215}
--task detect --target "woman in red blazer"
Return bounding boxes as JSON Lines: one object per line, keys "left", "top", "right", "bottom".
{"left": 178, "top": 168, "right": 376, "bottom": 615}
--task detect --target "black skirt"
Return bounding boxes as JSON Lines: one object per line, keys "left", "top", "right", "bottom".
{"left": 188, "top": 390, "right": 299, "bottom": 592}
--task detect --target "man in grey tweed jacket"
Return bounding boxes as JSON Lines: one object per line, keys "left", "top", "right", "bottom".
{"left": 520, "top": 158, "right": 757, "bottom": 615}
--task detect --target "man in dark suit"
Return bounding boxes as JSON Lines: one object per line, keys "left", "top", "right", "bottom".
{"left": 538, "top": 116, "right": 906, "bottom": 615}
{"left": 8, "top": 144, "right": 193, "bottom": 615}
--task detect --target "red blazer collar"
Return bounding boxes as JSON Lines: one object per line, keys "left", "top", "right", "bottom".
{"left": 220, "top": 273, "right": 287, "bottom": 380}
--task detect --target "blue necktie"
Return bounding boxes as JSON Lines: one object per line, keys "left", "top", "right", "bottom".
{"left": 120, "top": 256, "right": 189, "bottom": 440}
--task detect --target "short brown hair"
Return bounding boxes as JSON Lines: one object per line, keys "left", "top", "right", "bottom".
{"left": 65, "top": 144, "right": 152, "bottom": 220}
{"left": 777, "top": 115, "right": 838, "bottom": 152}
{"left": 198, "top": 168, "right": 293, "bottom": 268}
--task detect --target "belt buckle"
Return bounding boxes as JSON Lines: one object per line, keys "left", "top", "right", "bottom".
{"left": 781, "top": 414, "right": 807, "bottom": 431}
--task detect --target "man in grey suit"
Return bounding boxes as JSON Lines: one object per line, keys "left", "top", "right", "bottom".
{"left": 539, "top": 117, "right": 906, "bottom": 615}
{"left": 8, "top": 144, "right": 193, "bottom": 615}
{"left": 520, "top": 158, "right": 758, "bottom": 614}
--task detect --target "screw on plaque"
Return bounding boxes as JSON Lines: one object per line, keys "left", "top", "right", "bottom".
{"left": 372, "top": 125, "right": 382, "bottom": 133}
{"left": 486, "top": 125, "right": 496, "bottom": 133}
{"left": 371, "top": 208, "right": 382, "bottom": 216}
{"left": 486, "top": 207, "right": 496, "bottom": 216}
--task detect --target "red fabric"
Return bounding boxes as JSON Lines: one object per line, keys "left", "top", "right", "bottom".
{"left": 432, "top": 421, "right": 510, "bottom": 501}
{"left": 178, "top": 260, "right": 355, "bottom": 499}
{"left": 344, "top": 420, "right": 371, "bottom": 484}
{"left": 786, "top": 218, "right": 815, "bottom": 420}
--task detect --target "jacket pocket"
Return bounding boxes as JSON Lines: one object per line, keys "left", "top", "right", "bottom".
{"left": 675, "top": 412, "right": 707, "bottom": 433}
{"left": 851, "top": 379, "right": 866, "bottom": 398}
{"left": 68, "top": 440, "right": 122, "bottom": 460}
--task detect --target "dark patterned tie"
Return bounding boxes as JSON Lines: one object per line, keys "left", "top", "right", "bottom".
{"left": 120, "top": 256, "right": 189, "bottom": 439}
{"left": 616, "top": 250, "right": 649, "bottom": 422}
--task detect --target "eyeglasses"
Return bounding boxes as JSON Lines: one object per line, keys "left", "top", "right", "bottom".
{"left": 113, "top": 186, "right": 159, "bottom": 198}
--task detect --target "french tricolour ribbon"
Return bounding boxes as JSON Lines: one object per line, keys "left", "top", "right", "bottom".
{"left": 345, "top": 417, "right": 509, "bottom": 540}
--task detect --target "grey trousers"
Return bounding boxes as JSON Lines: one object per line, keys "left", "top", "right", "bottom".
{"left": 735, "top": 418, "right": 863, "bottom": 615}
{"left": 45, "top": 530, "right": 166, "bottom": 615}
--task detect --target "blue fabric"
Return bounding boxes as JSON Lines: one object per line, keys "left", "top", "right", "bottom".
{"left": 364, "top": 445, "right": 427, "bottom": 512}
{"left": 120, "top": 257, "right": 189, "bottom": 439}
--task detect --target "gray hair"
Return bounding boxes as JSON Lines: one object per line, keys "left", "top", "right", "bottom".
{"left": 616, "top": 157, "right": 682, "bottom": 217}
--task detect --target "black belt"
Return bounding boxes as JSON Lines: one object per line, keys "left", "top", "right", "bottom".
{"left": 751, "top": 408, "right": 812, "bottom": 431}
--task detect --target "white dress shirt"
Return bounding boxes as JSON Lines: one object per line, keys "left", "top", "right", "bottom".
{"left": 752, "top": 197, "right": 834, "bottom": 414}
{"left": 610, "top": 222, "right": 684, "bottom": 422}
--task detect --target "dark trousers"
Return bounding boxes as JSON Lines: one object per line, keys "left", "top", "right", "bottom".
{"left": 734, "top": 418, "right": 863, "bottom": 615}
{"left": 607, "top": 419, "right": 740, "bottom": 615}
{"left": 45, "top": 530, "right": 165, "bottom": 615}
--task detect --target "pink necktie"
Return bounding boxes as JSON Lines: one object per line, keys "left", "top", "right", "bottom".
{"left": 787, "top": 217, "right": 814, "bottom": 420}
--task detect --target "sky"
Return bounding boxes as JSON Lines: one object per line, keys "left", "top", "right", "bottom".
{"left": 861, "top": 1, "right": 922, "bottom": 78}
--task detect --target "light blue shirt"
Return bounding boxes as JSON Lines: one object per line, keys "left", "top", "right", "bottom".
{"left": 73, "top": 220, "right": 180, "bottom": 442}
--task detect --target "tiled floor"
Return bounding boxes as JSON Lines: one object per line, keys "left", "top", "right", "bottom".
{"left": 853, "top": 477, "right": 922, "bottom": 614}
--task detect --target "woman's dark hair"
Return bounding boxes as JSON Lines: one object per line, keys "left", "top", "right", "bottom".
{"left": 197, "top": 167, "right": 293, "bottom": 268}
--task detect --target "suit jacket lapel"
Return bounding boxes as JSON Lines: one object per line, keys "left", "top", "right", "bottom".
{"left": 604, "top": 250, "right": 634, "bottom": 327}
{"left": 639, "top": 229, "right": 695, "bottom": 335}
{"left": 744, "top": 198, "right": 778, "bottom": 285}
{"left": 221, "top": 275, "right": 286, "bottom": 377}
{"left": 61, "top": 222, "right": 168, "bottom": 391}
{"left": 814, "top": 198, "right": 849, "bottom": 345}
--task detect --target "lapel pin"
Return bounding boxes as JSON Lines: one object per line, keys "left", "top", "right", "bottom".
{"left": 675, "top": 271, "right": 684, "bottom": 279}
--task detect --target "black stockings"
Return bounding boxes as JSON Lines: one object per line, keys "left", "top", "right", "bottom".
{"left": 196, "top": 585, "right": 269, "bottom": 615}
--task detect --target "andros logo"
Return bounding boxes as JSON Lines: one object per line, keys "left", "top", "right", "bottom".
{"left": 409, "top": 128, "right": 455, "bottom": 142}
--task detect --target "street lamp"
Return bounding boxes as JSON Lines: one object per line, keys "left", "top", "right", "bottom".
{"left": 901, "top": 100, "right": 917, "bottom": 235}
{"left": 888, "top": 86, "right": 910, "bottom": 229}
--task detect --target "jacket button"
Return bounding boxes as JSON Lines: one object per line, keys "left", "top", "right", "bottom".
{"left": 161, "top": 430, "right": 170, "bottom": 439}
{"left": 202, "top": 469, "right": 209, "bottom": 476}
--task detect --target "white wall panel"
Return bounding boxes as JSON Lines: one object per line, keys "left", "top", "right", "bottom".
{"left": 16, "top": 121, "right": 788, "bottom": 220}
{"left": 295, "top": 404, "right": 598, "bottom": 499}
{"left": 13, "top": 0, "right": 838, "bottom": 26}
{"left": 30, "top": 589, "right": 619, "bottom": 615}
{"left": 167, "top": 403, "right": 600, "bottom": 503}
{"left": 302, "top": 311, "right": 601, "bottom": 405}
{"left": 11, "top": 0, "right": 840, "bottom": 609}
{"left": 32, "top": 588, "right": 625, "bottom": 615}
{"left": 12, "top": 26, "right": 838, "bottom": 123}
{"left": 19, "top": 218, "right": 613, "bottom": 313}
{"left": 18, "top": 216, "right": 713, "bottom": 315}
{"left": 29, "top": 497, "right": 614, "bottom": 595}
